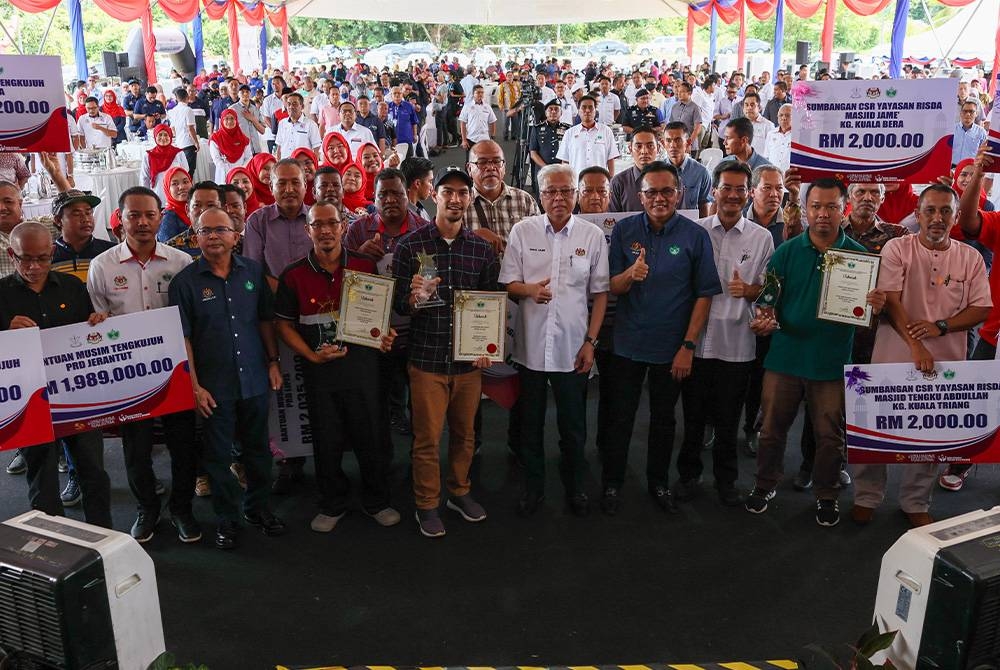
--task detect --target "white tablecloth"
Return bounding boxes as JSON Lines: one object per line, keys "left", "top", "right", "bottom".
{"left": 116, "top": 138, "right": 214, "bottom": 182}
{"left": 74, "top": 167, "right": 140, "bottom": 238}
{"left": 21, "top": 198, "right": 54, "bottom": 221}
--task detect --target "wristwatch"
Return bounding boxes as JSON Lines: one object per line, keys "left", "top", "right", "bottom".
{"left": 935, "top": 320, "right": 949, "bottom": 335}
{"left": 584, "top": 335, "right": 599, "bottom": 347}
{"left": 682, "top": 340, "right": 697, "bottom": 350}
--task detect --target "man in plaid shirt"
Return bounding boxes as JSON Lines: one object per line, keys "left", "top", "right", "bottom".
{"left": 392, "top": 166, "right": 501, "bottom": 538}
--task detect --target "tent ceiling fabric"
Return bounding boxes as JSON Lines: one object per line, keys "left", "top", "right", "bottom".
{"left": 284, "top": 0, "right": 691, "bottom": 25}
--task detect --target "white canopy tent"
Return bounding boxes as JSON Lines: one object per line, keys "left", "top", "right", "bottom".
{"left": 867, "top": 0, "right": 998, "bottom": 63}
{"left": 284, "top": 0, "right": 690, "bottom": 25}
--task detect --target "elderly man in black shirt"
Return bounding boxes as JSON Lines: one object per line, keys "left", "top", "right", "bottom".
{"left": 0, "top": 220, "right": 112, "bottom": 527}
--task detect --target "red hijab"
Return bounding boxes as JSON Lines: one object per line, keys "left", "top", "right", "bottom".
{"left": 101, "top": 90, "right": 126, "bottom": 118}
{"left": 147, "top": 125, "right": 184, "bottom": 186}
{"left": 952, "top": 158, "right": 988, "bottom": 210}
{"left": 356, "top": 142, "right": 383, "bottom": 202}
{"left": 321, "top": 132, "right": 352, "bottom": 170}
{"left": 341, "top": 164, "right": 371, "bottom": 212}
{"left": 877, "top": 181, "right": 919, "bottom": 225}
{"left": 227, "top": 165, "right": 261, "bottom": 215}
{"left": 74, "top": 90, "right": 88, "bottom": 120}
{"left": 291, "top": 147, "right": 319, "bottom": 206}
{"left": 247, "top": 152, "right": 277, "bottom": 207}
{"left": 211, "top": 108, "right": 251, "bottom": 164}
{"left": 162, "top": 166, "right": 192, "bottom": 228}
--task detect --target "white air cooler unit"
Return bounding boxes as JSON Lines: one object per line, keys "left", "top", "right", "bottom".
{"left": 0, "top": 511, "right": 165, "bottom": 669}
{"left": 873, "top": 505, "right": 1000, "bottom": 669}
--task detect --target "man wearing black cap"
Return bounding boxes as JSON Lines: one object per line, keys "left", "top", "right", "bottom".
{"left": 50, "top": 189, "right": 116, "bottom": 283}
{"left": 392, "top": 166, "right": 500, "bottom": 538}
{"left": 623, "top": 87, "right": 665, "bottom": 137}
{"left": 123, "top": 80, "right": 143, "bottom": 134}
{"left": 529, "top": 100, "right": 569, "bottom": 194}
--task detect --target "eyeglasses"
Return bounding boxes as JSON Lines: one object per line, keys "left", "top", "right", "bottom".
{"left": 195, "top": 227, "right": 236, "bottom": 236}
{"left": 469, "top": 159, "right": 505, "bottom": 170}
{"left": 540, "top": 188, "right": 576, "bottom": 199}
{"left": 640, "top": 187, "right": 679, "bottom": 200}
{"left": 11, "top": 253, "right": 52, "bottom": 265}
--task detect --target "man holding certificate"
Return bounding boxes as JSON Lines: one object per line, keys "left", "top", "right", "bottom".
{"left": 850, "top": 185, "right": 990, "bottom": 527}
{"left": 275, "top": 201, "right": 399, "bottom": 535}
{"left": 746, "top": 178, "right": 886, "bottom": 528}
{"left": 392, "top": 167, "right": 500, "bottom": 539}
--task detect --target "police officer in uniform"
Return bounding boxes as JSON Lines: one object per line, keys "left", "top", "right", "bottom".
{"left": 622, "top": 88, "right": 664, "bottom": 138}
{"left": 528, "top": 99, "right": 569, "bottom": 195}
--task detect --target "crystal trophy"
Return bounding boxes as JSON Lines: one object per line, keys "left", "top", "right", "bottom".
{"left": 414, "top": 252, "right": 445, "bottom": 309}
{"left": 749, "top": 269, "right": 781, "bottom": 329}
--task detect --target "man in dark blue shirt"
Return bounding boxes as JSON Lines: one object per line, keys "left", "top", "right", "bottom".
{"left": 169, "top": 206, "right": 285, "bottom": 550}
{"left": 123, "top": 80, "right": 143, "bottom": 133}
{"left": 133, "top": 87, "right": 165, "bottom": 132}
{"left": 601, "top": 161, "right": 721, "bottom": 514}
{"left": 355, "top": 95, "right": 388, "bottom": 153}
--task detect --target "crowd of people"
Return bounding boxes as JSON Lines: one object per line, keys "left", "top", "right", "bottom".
{"left": 0, "top": 50, "right": 997, "bottom": 549}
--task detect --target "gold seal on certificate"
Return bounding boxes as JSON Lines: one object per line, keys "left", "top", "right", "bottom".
{"left": 337, "top": 270, "right": 395, "bottom": 349}
{"left": 453, "top": 290, "right": 507, "bottom": 362}
{"left": 816, "top": 248, "right": 881, "bottom": 327}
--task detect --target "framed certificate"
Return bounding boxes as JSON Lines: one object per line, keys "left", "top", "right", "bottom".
{"left": 453, "top": 290, "right": 507, "bottom": 362}
{"left": 817, "top": 248, "right": 881, "bottom": 327}
{"left": 337, "top": 270, "right": 395, "bottom": 349}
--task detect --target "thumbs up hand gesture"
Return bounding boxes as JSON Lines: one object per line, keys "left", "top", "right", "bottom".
{"left": 629, "top": 248, "right": 648, "bottom": 282}
{"left": 728, "top": 268, "right": 748, "bottom": 298}
{"left": 531, "top": 277, "right": 553, "bottom": 304}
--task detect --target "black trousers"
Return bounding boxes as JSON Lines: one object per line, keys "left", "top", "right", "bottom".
{"left": 380, "top": 348, "right": 410, "bottom": 421}
{"left": 593, "top": 348, "right": 617, "bottom": 455}
{"left": 601, "top": 354, "right": 682, "bottom": 491}
{"left": 678, "top": 357, "right": 754, "bottom": 488}
{"left": 120, "top": 411, "right": 197, "bottom": 516}
{"left": 182, "top": 145, "right": 198, "bottom": 175}
{"left": 518, "top": 366, "right": 589, "bottom": 496}
{"left": 200, "top": 393, "right": 272, "bottom": 522}
{"left": 22, "top": 430, "right": 111, "bottom": 528}
{"left": 305, "top": 377, "right": 391, "bottom": 516}
{"left": 742, "top": 335, "right": 769, "bottom": 436}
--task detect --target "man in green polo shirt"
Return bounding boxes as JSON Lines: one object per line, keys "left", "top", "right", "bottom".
{"left": 744, "top": 178, "right": 886, "bottom": 527}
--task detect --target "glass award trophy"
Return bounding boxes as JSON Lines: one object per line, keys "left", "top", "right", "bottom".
{"left": 414, "top": 252, "right": 445, "bottom": 309}
{"left": 749, "top": 269, "right": 781, "bottom": 328}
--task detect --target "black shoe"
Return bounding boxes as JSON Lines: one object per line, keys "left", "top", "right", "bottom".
{"left": 793, "top": 470, "right": 813, "bottom": 491}
{"left": 390, "top": 413, "right": 412, "bottom": 435}
{"left": 5, "top": 450, "right": 25, "bottom": 475}
{"left": 130, "top": 510, "right": 159, "bottom": 543}
{"left": 717, "top": 485, "right": 743, "bottom": 507}
{"left": 649, "top": 486, "right": 679, "bottom": 513}
{"left": 567, "top": 493, "right": 589, "bottom": 517}
{"left": 171, "top": 514, "right": 202, "bottom": 543}
{"left": 215, "top": 520, "right": 239, "bottom": 550}
{"left": 244, "top": 510, "right": 287, "bottom": 536}
{"left": 674, "top": 478, "right": 702, "bottom": 502}
{"left": 271, "top": 473, "right": 293, "bottom": 495}
{"left": 517, "top": 491, "right": 544, "bottom": 518}
{"left": 743, "top": 431, "right": 759, "bottom": 457}
{"left": 600, "top": 487, "right": 621, "bottom": 515}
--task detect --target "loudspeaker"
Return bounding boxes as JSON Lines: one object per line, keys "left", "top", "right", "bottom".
{"left": 119, "top": 66, "right": 144, "bottom": 86}
{"left": 117, "top": 52, "right": 129, "bottom": 68}
{"left": 101, "top": 51, "right": 118, "bottom": 77}
{"left": 796, "top": 41, "right": 811, "bottom": 66}
{"left": 840, "top": 52, "right": 855, "bottom": 65}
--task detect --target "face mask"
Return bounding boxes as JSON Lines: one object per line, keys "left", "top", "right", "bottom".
{"left": 645, "top": 84, "right": 656, "bottom": 91}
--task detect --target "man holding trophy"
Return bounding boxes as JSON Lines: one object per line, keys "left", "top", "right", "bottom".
{"left": 392, "top": 167, "right": 502, "bottom": 539}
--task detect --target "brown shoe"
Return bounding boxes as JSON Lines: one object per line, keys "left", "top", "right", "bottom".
{"left": 906, "top": 511, "right": 934, "bottom": 527}
{"left": 851, "top": 504, "right": 876, "bottom": 525}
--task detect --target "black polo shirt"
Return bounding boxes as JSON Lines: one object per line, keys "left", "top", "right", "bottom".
{"left": 168, "top": 254, "right": 274, "bottom": 401}
{"left": 274, "top": 250, "right": 380, "bottom": 390}
{"left": 51, "top": 236, "right": 117, "bottom": 283}
{"left": 0, "top": 271, "right": 93, "bottom": 330}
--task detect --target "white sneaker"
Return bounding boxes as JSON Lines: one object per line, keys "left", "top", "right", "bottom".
{"left": 310, "top": 512, "right": 345, "bottom": 533}
{"left": 366, "top": 507, "right": 401, "bottom": 527}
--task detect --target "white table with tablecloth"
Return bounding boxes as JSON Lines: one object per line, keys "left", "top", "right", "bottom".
{"left": 74, "top": 167, "right": 139, "bottom": 238}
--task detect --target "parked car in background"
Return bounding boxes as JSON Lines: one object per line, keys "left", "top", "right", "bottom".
{"left": 588, "top": 39, "right": 631, "bottom": 58}
{"left": 719, "top": 38, "right": 771, "bottom": 54}
{"left": 289, "top": 45, "right": 328, "bottom": 65}
{"left": 637, "top": 35, "right": 686, "bottom": 57}
{"left": 400, "top": 41, "right": 439, "bottom": 60}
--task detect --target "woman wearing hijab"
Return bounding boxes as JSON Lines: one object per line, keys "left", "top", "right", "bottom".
{"left": 73, "top": 90, "right": 88, "bottom": 120}
{"left": 356, "top": 142, "right": 383, "bottom": 203}
{"left": 140, "top": 124, "right": 186, "bottom": 202}
{"left": 341, "top": 163, "right": 372, "bottom": 216}
{"left": 157, "top": 166, "right": 193, "bottom": 244}
{"left": 953, "top": 158, "right": 995, "bottom": 212}
{"left": 210, "top": 108, "right": 252, "bottom": 183}
{"left": 100, "top": 90, "right": 127, "bottom": 144}
{"left": 321, "top": 132, "right": 352, "bottom": 170}
{"left": 246, "top": 152, "right": 277, "bottom": 209}
{"left": 227, "top": 165, "right": 260, "bottom": 215}
{"left": 291, "top": 147, "right": 319, "bottom": 206}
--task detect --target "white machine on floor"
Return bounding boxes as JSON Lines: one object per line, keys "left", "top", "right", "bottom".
{"left": 873, "top": 505, "right": 1000, "bottom": 669}
{"left": 0, "top": 511, "right": 165, "bottom": 669}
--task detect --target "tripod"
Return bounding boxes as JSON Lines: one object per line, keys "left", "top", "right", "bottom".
{"left": 510, "top": 96, "right": 539, "bottom": 190}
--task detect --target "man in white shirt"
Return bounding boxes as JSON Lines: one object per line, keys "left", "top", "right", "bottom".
{"left": 260, "top": 75, "right": 287, "bottom": 153}
{"left": 274, "top": 93, "right": 322, "bottom": 159}
{"left": 231, "top": 85, "right": 267, "bottom": 154}
{"left": 556, "top": 95, "right": 620, "bottom": 177}
{"left": 594, "top": 76, "right": 621, "bottom": 125}
{"left": 553, "top": 80, "right": 577, "bottom": 126}
{"left": 763, "top": 103, "right": 793, "bottom": 172}
{"left": 624, "top": 71, "right": 644, "bottom": 107}
{"left": 499, "top": 163, "right": 609, "bottom": 517}
{"left": 310, "top": 78, "right": 333, "bottom": 124}
{"left": 535, "top": 72, "right": 556, "bottom": 105}
{"left": 742, "top": 92, "right": 774, "bottom": 160}
{"left": 677, "top": 161, "right": 774, "bottom": 506}
{"left": 77, "top": 97, "right": 117, "bottom": 150}
{"left": 757, "top": 70, "right": 774, "bottom": 108}
{"left": 692, "top": 75, "right": 719, "bottom": 147}
{"left": 458, "top": 85, "right": 497, "bottom": 149}
{"left": 327, "top": 100, "right": 375, "bottom": 158}
{"left": 87, "top": 185, "right": 199, "bottom": 545}
{"left": 460, "top": 66, "right": 479, "bottom": 100}
{"left": 167, "top": 87, "right": 199, "bottom": 173}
